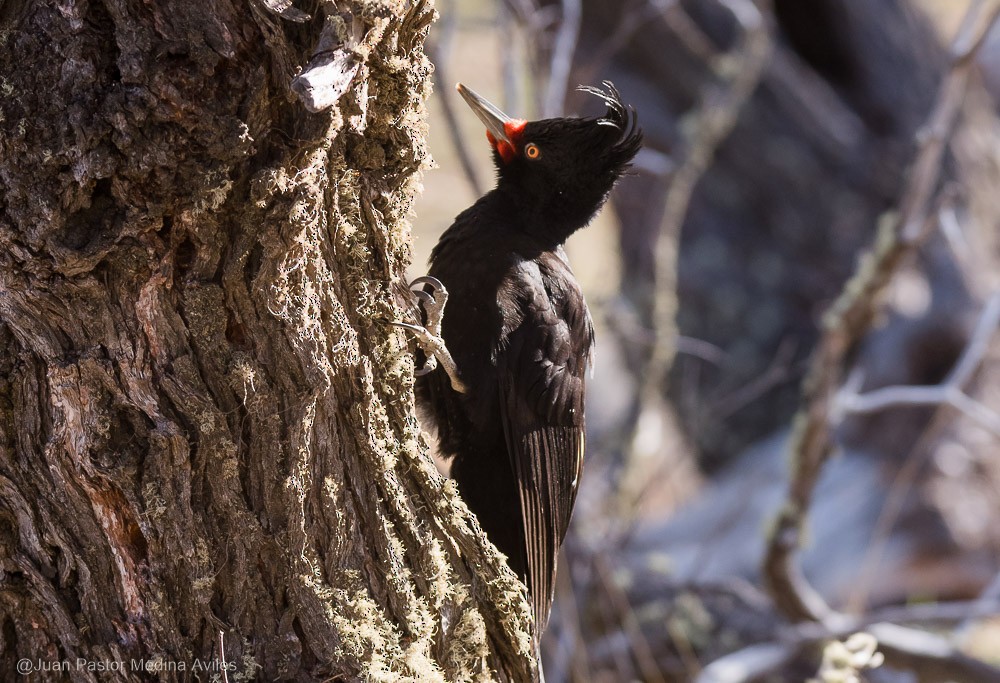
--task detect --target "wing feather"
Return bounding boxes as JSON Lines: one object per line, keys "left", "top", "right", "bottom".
{"left": 497, "top": 255, "right": 593, "bottom": 637}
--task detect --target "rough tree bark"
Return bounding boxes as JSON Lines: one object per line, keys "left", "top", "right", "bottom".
{"left": 0, "top": 1, "right": 535, "bottom": 681}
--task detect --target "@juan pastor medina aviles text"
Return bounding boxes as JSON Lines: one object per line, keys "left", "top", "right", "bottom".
{"left": 16, "top": 657, "right": 236, "bottom": 675}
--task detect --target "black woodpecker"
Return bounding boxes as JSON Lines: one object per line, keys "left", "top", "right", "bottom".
{"left": 400, "top": 82, "right": 641, "bottom": 642}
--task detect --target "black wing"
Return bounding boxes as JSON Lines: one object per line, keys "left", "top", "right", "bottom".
{"left": 497, "top": 256, "right": 593, "bottom": 635}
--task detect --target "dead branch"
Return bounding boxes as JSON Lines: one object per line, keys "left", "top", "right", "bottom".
{"left": 593, "top": 555, "right": 672, "bottom": 683}
{"left": 835, "top": 290, "right": 1000, "bottom": 434}
{"left": 426, "top": 13, "right": 484, "bottom": 197}
{"left": 543, "top": 0, "right": 582, "bottom": 117}
{"left": 762, "top": 0, "right": 1000, "bottom": 625}
{"left": 498, "top": 1, "right": 525, "bottom": 115}
{"left": 696, "top": 599, "right": 1000, "bottom": 683}
{"left": 956, "top": 569, "right": 1000, "bottom": 645}
{"left": 622, "top": 0, "right": 773, "bottom": 487}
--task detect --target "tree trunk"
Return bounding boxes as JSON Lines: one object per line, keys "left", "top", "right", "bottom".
{"left": 0, "top": 1, "right": 534, "bottom": 680}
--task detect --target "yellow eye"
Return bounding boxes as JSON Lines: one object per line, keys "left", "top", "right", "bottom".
{"left": 525, "top": 143, "right": 541, "bottom": 159}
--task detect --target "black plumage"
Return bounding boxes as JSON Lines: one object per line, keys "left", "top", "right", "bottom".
{"left": 413, "top": 83, "right": 642, "bottom": 637}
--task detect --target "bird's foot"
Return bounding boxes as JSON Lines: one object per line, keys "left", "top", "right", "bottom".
{"left": 410, "top": 276, "right": 448, "bottom": 338}
{"left": 393, "top": 276, "right": 468, "bottom": 394}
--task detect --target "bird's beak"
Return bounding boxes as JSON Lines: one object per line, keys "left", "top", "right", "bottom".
{"left": 455, "top": 83, "right": 517, "bottom": 147}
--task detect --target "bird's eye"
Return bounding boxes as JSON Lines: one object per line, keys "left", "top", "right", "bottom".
{"left": 525, "top": 143, "right": 541, "bottom": 159}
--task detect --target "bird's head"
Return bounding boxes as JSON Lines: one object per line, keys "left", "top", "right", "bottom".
{"left": 456, "top": 82, "right": 642, "bottom": 240}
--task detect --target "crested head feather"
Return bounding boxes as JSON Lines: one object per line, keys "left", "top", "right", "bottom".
{"left": 577, "top": 81, "right": 642, "bottom": 168}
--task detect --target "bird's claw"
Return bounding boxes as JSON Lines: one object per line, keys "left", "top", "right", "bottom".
{"left": 409, "top": 275, "right": 446, "bottom": 290}
{"left": 409, "top": 276, "right": 449, "bottom": 339}
{"left": 392, "top": 276, "right": 467, "bottom": 393}
{"left": 413, "top": 289, "right": 435, "bottom": 307}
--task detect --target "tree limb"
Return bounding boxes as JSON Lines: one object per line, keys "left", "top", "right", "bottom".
{"left": 762, "top": 0, "right": 1000, "bottom": 625}
{"left": 835, "top": 290, "right": 1000, "bottom": 435}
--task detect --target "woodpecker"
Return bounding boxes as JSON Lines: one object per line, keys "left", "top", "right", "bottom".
{"left": 401, "top": 83, "right": 641, "bottom": 643}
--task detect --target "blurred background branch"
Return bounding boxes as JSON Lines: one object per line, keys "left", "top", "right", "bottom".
{"left": 624, "top": 0, "right": 773, "bottom": 512}
{"left": 837, "top": 290, "right": 1000, "bottom": 434}
{"left": 763, "top": 0, "right": 1000, "bottom": 625}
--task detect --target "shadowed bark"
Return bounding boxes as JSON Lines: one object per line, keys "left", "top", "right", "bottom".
{"left": 0, "top": 0, "right": 536, "bottom": 680}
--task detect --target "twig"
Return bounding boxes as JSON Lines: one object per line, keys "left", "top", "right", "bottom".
{"left": 645, "top": 0, "right": 771, "bottom": 396}
{"left": 766, "top": 48, "right": 866, "bottom": 156}
{"left": 929, "top": 286, "right": 999, "bottom": 386}
{"left": 798, "top": 598, "right": 1000, "bottom": 637}
{"left": 547, "top": 557, "right": 590, "bottom": 683}
{"left": 835, "top": 290, "right": 1000, "bottom": 434}
{"left": 844, "top": 405, "right": 956, "bottom": 615}
{"left": 839, "top": 377, "right": 1000, "bottom": 432}
{"left": 695, "top": 643, "right": 795, "bottom": 683}
{"left": 427, "top": 55, "right": 484, "bottom": 196}
{"left": 834, "top": 194, "right": 982, "bottom": 613}
{"left": 870, "top": 622, "right": 1000, "bottom": 683}
{"left": 762, "top": 0, "right": 1000, "bottom": 625}
{"left": 938, "top": 200, "right": 972, "bottom": 264}
{"left": 591, "top": 567, "right": 640, "bottom": 678}
{"left": 426, "top": 6, "right": 483, "bottom": 196}
{"left": 593, "top": 556, "right": 671, "bottom": 683}
{"left": 955, "top": 570, "right": 1000, "bottom": 645}
{"left": 498, "top": 0, "right": 554, "bottom": 116}
{"left": 622, "top": 0, "right": 772, "bottom": 492}
{"left": 707, "top": 338, "right": 799, "bottom": 421}
{"left": 897, "top": 0, "right": 1000, "bottom": 243}
{"left": 577, "top": 0, "right": 665, "bottom": 81}
{"left": 695, "top": 599, "right": 1000, "bottom": 683}
{"left": 434, "top": 0, "right": 458, "bottom": 61}
{"left": 542, "top": 0, "right": 582, "bottom": 117}
{"left": 498, "top": 2, "right": 524, "bottom": 115}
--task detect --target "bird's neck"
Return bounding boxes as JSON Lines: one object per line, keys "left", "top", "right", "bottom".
{"left": 492, "top": 182, "right": 607, "bottom": 248}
